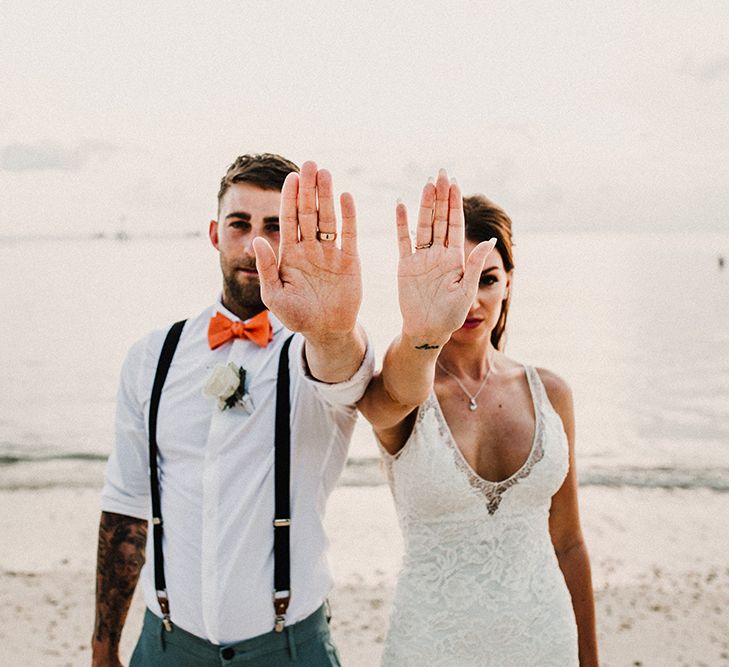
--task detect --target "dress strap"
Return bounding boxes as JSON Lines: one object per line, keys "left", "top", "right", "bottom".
{"left": 524, "top": 365, "right": 546, "bottom": 415}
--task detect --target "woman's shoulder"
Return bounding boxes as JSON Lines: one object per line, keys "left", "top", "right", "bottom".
{"left": 533, "top": 366, "right": 572, "bottom": 399}
{"left": 500, "top": 354, "right": 573, "bottom": 414}
{"left": 496, "top": 356, "right": 571, "bottom": 394}
{"left": 532, "top": 366, "right": 574, "bottom": 428}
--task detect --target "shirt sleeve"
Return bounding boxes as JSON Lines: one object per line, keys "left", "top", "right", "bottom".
{"left": 295, "top": 329, "right": 375, "bottom": 408}
{"left": 100, "top": 335, "right": 154, "bottom": 520}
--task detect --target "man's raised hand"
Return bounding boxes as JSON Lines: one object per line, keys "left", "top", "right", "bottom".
{"left": 252, "top": 161, "right": 362, "bottom": 342}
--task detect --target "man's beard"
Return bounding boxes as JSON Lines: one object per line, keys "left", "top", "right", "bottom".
{"left": 221, "top": 260, "right": 266, "bottom": 316}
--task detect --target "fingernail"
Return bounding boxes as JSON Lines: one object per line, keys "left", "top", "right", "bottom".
{"left": 451, "top": 177, "right": 458, "bottom": 185}
{"left": 396, "top": 197, "right": 403, "bottom": 205}
{"left": 427, "top": 176, "right": 434, "bottom": 185}
{"left": 489, "top": 237, "right": 497, "bottom": 246}
{"left": 438, "top": 168, "right": 447, "bottom": 178}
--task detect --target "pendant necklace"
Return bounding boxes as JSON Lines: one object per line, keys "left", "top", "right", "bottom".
{"left": 436, "top": 355, "right": 495, "bottom": 411}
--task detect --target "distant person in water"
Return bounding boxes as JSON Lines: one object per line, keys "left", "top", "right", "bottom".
{"left": 358, "top": 169, "right": 599, "bottom": 666}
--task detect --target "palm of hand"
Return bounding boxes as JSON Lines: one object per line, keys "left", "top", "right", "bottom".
{"left": 253, "top": 163, "right": 363, "bottom": 339}
{"left": 398, "top": 245, "right": 470, "bottom": 339}
{"left": 265, "top": 242, "right": 362, "bottom": 336}
{"left": 394, "top": 169, "right": 496, "bottom": 343}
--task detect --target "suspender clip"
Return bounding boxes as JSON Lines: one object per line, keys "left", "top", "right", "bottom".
{"left": 157, "top": 591, "right": 173, "bottom": 633}
{"left": 273, "top": 591, "right": 290, "bottom": 633}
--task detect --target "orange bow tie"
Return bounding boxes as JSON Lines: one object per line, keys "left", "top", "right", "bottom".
{"left": 207, "top": 310, "right": 273, "bottom": 350}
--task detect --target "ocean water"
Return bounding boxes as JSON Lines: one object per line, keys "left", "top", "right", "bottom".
{"left": 1, "top": 230, "right": 727, "bottom": 491}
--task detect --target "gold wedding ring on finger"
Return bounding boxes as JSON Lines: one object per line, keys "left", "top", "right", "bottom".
{"left": 316, "top": 231, "right": 337, "bottom": 242}
{"left": 415, "top": 241, "right": 433, "bottom": 250}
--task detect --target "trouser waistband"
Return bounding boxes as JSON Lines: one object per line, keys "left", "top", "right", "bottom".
{"left": 142, "top": 603, "right": 330, "bottom": 662}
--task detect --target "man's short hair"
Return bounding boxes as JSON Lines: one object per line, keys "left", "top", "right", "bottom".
{"left": 217, "top": 153, "right": 300, "bottom": 208}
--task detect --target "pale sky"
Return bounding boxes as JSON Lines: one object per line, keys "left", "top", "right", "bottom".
{"left": 1, "top": 0, "right": 728, "bottom": 237}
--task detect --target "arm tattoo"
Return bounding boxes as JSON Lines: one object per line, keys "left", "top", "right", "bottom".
{"left": 93, "top": 511, "right": 148, "bottom": 646}
{"left": 414, "top": 343, "right": 440, "bottom": 350}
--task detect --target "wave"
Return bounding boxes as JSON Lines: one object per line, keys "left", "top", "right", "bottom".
{"left": 343, "top": 458, "right": 729, "bottom": 491}
{"left": 2, "top": 454, "right": 728, "bottom": 492}
{"left": 578, "top": 465, "right": 729, "bottom": 491}
{"left": 0, "top": 452, "right": 107, "bottom": 465}
{"left": 0, "top": 231, "right": 204, "bottom": 245}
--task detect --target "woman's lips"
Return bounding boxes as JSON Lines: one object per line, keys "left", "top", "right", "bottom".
{"left": 461, "top": 318, "right": 482, "bottom": 330}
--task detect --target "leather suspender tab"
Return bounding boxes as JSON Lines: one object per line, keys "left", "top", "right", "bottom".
{"left": 156, "top": 591, "right": 172, "bottom": 632}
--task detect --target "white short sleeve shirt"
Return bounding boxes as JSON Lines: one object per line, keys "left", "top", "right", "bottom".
{"left": 101, "top": 301, "right": 374, "bottom": 644}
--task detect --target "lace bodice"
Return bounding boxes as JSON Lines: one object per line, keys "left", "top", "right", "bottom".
{"left": 379, "top": 366, "right": 578, "bottom": 666}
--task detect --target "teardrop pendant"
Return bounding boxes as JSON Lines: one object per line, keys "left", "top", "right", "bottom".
{"left": 469, "top": 398, "right": 477, "bottom": 411}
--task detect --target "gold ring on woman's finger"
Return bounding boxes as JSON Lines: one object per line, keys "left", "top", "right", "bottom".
{"left": 415, "top": 242, "right": 433, "bottom": 250}
{"left": 316, "top": 231, "right": 337, "bottom": 241}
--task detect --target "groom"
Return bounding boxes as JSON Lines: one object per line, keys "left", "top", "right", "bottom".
{"left": 92, "top": 153, "right": 372, "bottom": 666}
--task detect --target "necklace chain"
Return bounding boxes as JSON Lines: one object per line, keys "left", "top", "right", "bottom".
{"left": 436, "top": 355, "right": 495, "bottom": 411}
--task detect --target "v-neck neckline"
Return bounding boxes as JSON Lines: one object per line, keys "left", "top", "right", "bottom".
{"left": 431, "top": 365, "right": 541, "bottom": 487}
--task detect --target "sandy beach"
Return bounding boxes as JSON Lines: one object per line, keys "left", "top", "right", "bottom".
{"left": 2, "top": 482, "right": 728, "bottom": 667}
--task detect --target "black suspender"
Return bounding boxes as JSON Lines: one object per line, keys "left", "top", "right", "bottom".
{"left": 147, "top": 321, "right": 295, "bottom": 634}
{"left": 148, "top": 319, "right": 186, "bottom": 632}
{"left": 273, "top": 333, "right": 294, "bottom": 631}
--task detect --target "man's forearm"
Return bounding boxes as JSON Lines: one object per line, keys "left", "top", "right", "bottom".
{"left": 303, "top": 324, "right": 367, "bottom": 384}
{"left": 92, "top": 511, "right": 148, "bottom": 662}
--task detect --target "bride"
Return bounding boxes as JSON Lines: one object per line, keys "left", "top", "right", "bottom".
{"left": 358, "top": 170, "right": 599, "bottom": 666}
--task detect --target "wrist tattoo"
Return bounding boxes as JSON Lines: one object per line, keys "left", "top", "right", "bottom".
{"left": 414, "top": 343, "right": 440, "bottom": 350}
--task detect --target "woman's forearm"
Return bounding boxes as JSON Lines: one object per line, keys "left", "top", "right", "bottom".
{"left": 557, "top": 540, "right": 599, "bottom": 666}
{"left": 358, "top": 331, "right": 445, "bottom": 431}
{"left": 382, "top": 332, "right": 445, "bottom": 404}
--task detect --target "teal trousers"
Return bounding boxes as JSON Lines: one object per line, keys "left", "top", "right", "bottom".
{"left": 129, "top": 605, "right": 342, "bottom": 666}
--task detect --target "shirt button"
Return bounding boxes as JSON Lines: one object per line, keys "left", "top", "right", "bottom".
{"left": 221, "top": 647, "right": 235, "bottom": 660}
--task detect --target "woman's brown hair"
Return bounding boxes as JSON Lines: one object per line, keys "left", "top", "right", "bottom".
{"left": 463, "top": 195, "right": 515, "bottom": 350}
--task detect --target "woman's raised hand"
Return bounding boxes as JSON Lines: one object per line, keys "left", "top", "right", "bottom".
{"left": 396, "top": 169, "right": 496, "bottom": 346}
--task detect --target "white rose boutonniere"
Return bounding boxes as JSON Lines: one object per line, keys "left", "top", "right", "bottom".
{"left": 202, "top": 362, "right": 254, "bottom": 413}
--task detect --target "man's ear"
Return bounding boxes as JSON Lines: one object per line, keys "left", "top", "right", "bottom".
{"left": 209, "top": 220, "right": 219, "bottom": 250}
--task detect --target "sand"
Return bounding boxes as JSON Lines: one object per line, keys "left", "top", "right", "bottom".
{"left": 1, "top": 484, "right": 728, "bottom": 666}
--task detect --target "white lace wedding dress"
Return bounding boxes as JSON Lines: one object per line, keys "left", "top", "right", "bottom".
{"left": 379, "top": 366, "right": 578, "bottom": 666}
